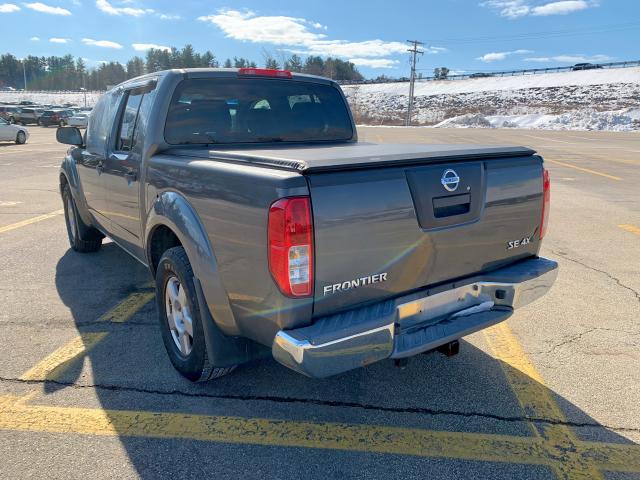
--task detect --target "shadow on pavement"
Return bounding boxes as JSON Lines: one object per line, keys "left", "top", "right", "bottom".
{"left": 51, "top": 243, "right": 637, "bottom": 479}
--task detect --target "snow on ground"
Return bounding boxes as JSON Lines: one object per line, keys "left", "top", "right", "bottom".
{"left": 435, "top": 108, "right": 640, "bottom": 132}
{"left": 343, "top": 67, "right": 640, "bottom": 131}
{"left": 0, "top": 91, "right": 102, "bottom": 107}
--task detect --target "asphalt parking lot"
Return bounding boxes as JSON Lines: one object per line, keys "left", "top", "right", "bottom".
{"left": 1, "top": 126, "right": 639, "bottom": 479}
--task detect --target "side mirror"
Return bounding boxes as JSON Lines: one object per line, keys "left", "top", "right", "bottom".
{"left": 56, "top": 126, "right": 83, "bottom": 146}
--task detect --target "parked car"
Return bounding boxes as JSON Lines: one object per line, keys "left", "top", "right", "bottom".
{"left": 571, "top": 63, "right": 604, "bottom": 71}
{"left": 56, "top": 68, "right": 557, "bottom": 381}
{"left": 15, "top": 107, "right": 44, "bottom": 125}
{"left": 68, "top": 111, "right": 90, "bottom": 128}
{"left": 470, "top": 72, "right": 494, "bottom": 78}
{"left": 0, "top": 86, "right": 17, "bottom": 91}
{"left": 18, "top": 100, "right": 35, "bottom": 105}
{"left": 39, "top": 109, "right": 74, "bottom": 127}
{"left": 0, "top": 105, "right": 20, "bottom": 124}
{"left": 0, "top": 117, "right": 28, "bottom": 144}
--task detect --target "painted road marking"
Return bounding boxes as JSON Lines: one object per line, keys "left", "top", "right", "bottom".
{"left": 0, "top": 201, "right": 22, "bottom": 207}
{"left": 98, "top": 291, "right": 155, "bottom": 323}
{"left": 484, "top": 323, "right": 611, "bottom": 480}
{"left": 20, "top": 333, "right": 107, "bottom": 381}
{"left": 619, "top": 224, "right": 640, "bottom": 236}
{"left": 0, "top": 394, "right": 638, "bottom": 475}
{"left": 0, "top": 209, "right": 64, "bottom": 234}
{"left": 545, "top": 159, "right": 622, "bottom": 181}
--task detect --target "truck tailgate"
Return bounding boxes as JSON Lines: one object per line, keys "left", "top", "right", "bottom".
{"left": 308, "top": 153, "right": 544, "bottom": 316}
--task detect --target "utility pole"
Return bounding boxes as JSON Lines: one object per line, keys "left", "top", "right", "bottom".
{"left": 22, "top": 60, "right": 27, "bottom": 91}
{"left": 405, "top": 40, "right": 423, "bottom": 126}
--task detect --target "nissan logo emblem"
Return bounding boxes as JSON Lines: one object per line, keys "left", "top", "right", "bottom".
{"left": 441, "top": 169, "right": 460, "bottom": 192}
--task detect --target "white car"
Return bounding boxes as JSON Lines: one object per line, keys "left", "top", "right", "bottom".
{"left": 0, "top": 117, "right": 28, "bottom": 144}
{"left": 68, "top": 112, "right": 90, "bottom": 128}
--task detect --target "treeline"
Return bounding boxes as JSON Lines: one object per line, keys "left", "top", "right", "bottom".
{"left": 0, "top": 45, "right": 363, "bottom": 91}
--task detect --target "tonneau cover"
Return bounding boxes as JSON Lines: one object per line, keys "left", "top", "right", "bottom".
{"left": 168, "top": 142, "right": 536, "bottom": 173}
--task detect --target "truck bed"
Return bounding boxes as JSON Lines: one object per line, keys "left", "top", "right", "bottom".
{"left": 168, "top": 142, "right": 536, "bottom": 173}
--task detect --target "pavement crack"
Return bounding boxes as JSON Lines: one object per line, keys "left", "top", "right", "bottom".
{"left": 551, "top": 249, "right": 640, "bottom": 304}
{"left": 1, "top": 375, "right": 639, "bottom": 434}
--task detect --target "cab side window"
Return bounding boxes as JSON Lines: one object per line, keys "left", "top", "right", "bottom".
{"left": 116, "top": 90, "right": 144, "bottom": 152}
{"left": 86, "top": 91, "right": 121, "bottom": 154}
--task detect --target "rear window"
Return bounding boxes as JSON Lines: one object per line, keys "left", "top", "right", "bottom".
{"left": 164, "top": 78, "right": 353, "bottom": 145}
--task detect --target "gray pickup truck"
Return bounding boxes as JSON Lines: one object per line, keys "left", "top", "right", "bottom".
{"left": 57, "top": 68, "right": 557, "bottom": 381}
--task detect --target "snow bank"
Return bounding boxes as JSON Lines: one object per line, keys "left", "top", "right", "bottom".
{"left": 343, "top": 66, "right": 640, "bottom": 131}
{"left": 0, "top": 91, "right": 102, "bottom": 107}
{"left": 347, "top": 67, "right": 640, "bottom": 96}
{"left": 435, "top": 108, "right": 640, "bottom": 132}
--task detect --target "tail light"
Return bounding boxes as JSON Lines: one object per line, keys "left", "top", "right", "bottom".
{"left": 268, "top": 197, "right": 314, "bottom": 297}
{"left": 540, "top": 168, "right": 550, "bottom": 239}
{"left": 238, "top": 68, "right": 292, "bottom": 78}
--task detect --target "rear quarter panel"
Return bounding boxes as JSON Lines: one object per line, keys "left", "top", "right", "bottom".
{"left": 145, "top": 155, "right": 313, "bottom": 345}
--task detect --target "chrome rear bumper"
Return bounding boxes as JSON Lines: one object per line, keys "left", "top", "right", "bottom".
{"left": 272, "top": 257, "right": 558, "bottom": 378}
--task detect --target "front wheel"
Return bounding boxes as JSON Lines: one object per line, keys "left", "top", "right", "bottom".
{"left": 15, "top": 131, "right": 26, "bottom": 144}
{"left": 156, "top": 246, "right": 236, "bottom": 382}
{"left": 62, "top": 184, "right": 103, "bottom": 252}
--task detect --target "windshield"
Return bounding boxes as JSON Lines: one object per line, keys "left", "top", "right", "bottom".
{"left": 164, "top": 78, "right": 353, "bottom": 145}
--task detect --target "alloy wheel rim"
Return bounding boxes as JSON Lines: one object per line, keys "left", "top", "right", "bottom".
{"left": 164, "top": 276, "right": 194, "bottom": 356}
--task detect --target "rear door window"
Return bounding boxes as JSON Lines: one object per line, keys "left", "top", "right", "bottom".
{"left": 115, "top": 90, "right": 144, "bottom": 152}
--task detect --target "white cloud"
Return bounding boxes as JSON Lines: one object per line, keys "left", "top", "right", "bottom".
{"left": 198, "top": 9, "right": 325, "bottom": 45}
{"left": 23, "top": 2, "right": 71, "bottom": 15}
{"left": 30, "top": 36, "right": 39, "bottom": 40}
{"left": 158, "top": 13, "right": 179, "bottom": 20}
{"left": 477, "top": 49, "right": 533, "bottom": 62}
{"left": 481, "top": 0, "right": 593, "bottom": 18}
{"left": 531, "top": 0, "right": 590, "bottom": 15}
{"left": 525, "top": 54, "right": 612, "bottom": 63}
{"left": 198, "top": 9, "right": 445, "bottom": 62}
{"left": 348, "top": 58, "right": 399, "bottom": 69}
{"left": 82, "top": 37, "right": 123, "bottom": 48}
{"left": 49, "top": 37, "right": 70, "bottom": 43}
{"left": 95, "top": 0, "right": 151, "bottom": 16}
{"left": 132, "top": 43, "right": 171, "bottom": 52}
{"left": 0, "top": 3, "right": 20, "bottom": 12}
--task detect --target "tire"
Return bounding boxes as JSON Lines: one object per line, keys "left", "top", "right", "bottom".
{"left": 62, "top": 184, "right": 103, "bottom": 253}
{"left": 8, "top": 116, "right": 15, "bottom": 124}
{"left": 38, "top": 119, "right": 43, "bottom": 126}
{"left": 59, "top": 120, "right": 66, "bottom": 127}
{"left": 15, "top": 131, "right": 26, "bottom": 144}
{"left": 156, "top": 246, "right": 236, "bottom": 382}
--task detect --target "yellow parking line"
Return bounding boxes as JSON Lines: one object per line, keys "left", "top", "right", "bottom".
{"left": 619, "top": 224, "right": 640, "bottom": 236}
{"left": 98, "top": 292, "right": 155, "bottom": 323}
{"left": 0, "top": 209, "right": 64, "bottom": 234}
{"left": 19, "top": 333, "right": 107, "bottom": 381}
{"left": 545, "top": 159, "right": 622, "bottom": 181}
{"left": 484, "top": 323, "right": 604, "bottom": 479}
{"left": 0, "top": 394, "right": 638, "bottom": 474}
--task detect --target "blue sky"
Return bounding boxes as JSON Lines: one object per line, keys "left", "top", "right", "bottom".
{"left": 1, "top": 0, "right": 638, "bottom": 77}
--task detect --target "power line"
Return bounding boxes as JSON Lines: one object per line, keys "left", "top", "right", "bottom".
{"left": 406, "top": 40, "right": 423, "bottom": 126}
{"left": 426, "top": 20, "right": 640, "bottom": 45}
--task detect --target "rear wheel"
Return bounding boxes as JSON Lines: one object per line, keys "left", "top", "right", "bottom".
{"left": 15, "top": 131, "right": 26, "bottom": 144}
{"left": 59, "top": 120, "right": 66, "bottom": 127}
{"left": 156, "top": 246, "right": 236, "bottom": 382}
{"left": 8, "top": 116, "right": 15, "bottom": 124}
{"left": 62, "top": 184, "right": 103, "bottom": 253}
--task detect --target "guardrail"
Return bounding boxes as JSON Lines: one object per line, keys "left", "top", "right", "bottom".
{"left": 340, "top": 60, "right": 640, "bottom": 85}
